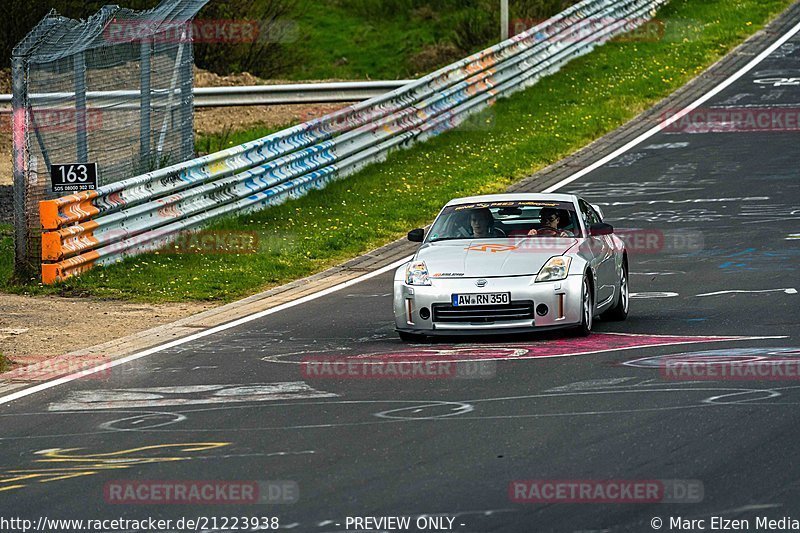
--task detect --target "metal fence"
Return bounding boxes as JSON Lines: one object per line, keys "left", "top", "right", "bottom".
{"left": 12, "top": 0, "right": 208, "bottom": 278}
{"left": 38, "top": 0, "right": 668, "bottom": 284}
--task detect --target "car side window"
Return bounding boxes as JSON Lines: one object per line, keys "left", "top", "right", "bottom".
{"left": 578, "top": 200, "right": 599, "bottom": 228}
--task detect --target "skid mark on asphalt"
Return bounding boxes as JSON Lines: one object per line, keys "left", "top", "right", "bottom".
{"left": 696, "top": 288, "right": 797, "bottom": 297}
{"left": 48, "top": 382, "right": 337, "bottom": 411}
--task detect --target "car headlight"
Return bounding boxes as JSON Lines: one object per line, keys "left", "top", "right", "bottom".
{"left": 536, "top": 256, "right": 571, "bottom": 282}
{"left": 406, "top": 261, "right": 431, "bottom": 286}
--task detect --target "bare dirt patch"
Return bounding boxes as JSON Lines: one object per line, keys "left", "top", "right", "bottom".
{"left": 0, "top": 294, "right": 213, "bottom": 362}
{"left": 195, "top": 102, "right": 347, "bottom": 136}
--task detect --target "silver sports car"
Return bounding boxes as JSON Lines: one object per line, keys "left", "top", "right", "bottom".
{"left": 393, "top": 193, "right": 629, "bottom": 340}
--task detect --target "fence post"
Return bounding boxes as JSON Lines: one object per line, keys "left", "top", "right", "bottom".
{"left": 501, "top": 0, "right": 509, "bottom": 41}
{"left": 180, "top": 27, "right": 195, "bottom": 161}
{"left": 11, "top": 55, "right": 33, "bottom": 280}
{"left": 140, "top": 38, "right": 152, "bottom": 171}
{"left": 75, "top": 51, "right": 88, "bottom": 162}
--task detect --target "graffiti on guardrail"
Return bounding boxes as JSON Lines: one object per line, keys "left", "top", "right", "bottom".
{"left": 511, "top": 17, "right": 665, "bottom": 42}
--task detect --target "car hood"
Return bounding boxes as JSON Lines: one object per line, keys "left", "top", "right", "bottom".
{"left": 417, "top": 238, "right": 578, "bottom": 278}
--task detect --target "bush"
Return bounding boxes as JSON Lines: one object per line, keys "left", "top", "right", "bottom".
{"left": 336, "top": 0, "right": 476, "bottom": 20}
{"left": 407, "top": 41, "right": 464, "bottom": 75}
{"left": 453, "top": 1, "right": 499, "bottom": 52}
{"left": 193, "top": 0, "right": 299, "bottom": 78}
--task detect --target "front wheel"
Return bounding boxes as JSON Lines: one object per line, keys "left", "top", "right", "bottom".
{"left": 601, "top": 262, "right": 629, "bottom": 321}
{"left": 575, "top": 275, "right": 593, "bottom": 337}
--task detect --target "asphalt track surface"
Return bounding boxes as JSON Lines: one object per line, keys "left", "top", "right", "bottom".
{"left": 2, "top": 17, "right": 800, "bottom": 533}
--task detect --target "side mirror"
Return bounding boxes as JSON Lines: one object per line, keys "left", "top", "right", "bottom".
{"left": 407, "top": 228, "right": 425, "bottom": 242}
{"left": 590, "top": 223, "right": 614, "bottom": 236}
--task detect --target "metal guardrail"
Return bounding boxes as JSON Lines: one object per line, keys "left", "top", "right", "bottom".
{"left": 38, "top": 0, "right": 667, "bottom": 284}
{"left": 0, "top": 81, "right": 412, "bottom": 112}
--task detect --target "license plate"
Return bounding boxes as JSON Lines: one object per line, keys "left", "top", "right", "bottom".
{"left": 452, "top": 292, "right": 511, "bottom": 306}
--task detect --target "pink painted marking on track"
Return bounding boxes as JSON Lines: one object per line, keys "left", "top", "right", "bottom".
{"left": 338, "top": 333, "right": 747, "bottom": 363}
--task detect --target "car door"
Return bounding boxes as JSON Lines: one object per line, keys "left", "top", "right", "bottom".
{"left": 579, "top": 198, "right": 616, "bottom": 306}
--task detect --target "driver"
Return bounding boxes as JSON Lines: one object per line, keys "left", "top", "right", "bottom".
{"left": 470, "top": 208, "right": 504, "bottom": 238}
{"left": 528, "top": 207, "right": 572, "bottom": 237}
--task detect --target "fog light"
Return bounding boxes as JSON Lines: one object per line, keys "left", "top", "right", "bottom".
{"left": 536, "top": 304, "right": 549, "bottom": 316}
{"left": 419, "top": 307, "right": 431, "bottom": 320}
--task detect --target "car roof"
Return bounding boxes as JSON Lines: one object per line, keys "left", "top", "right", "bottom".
{"left": 443, "top": 193, "right": 578, "bottom": 207}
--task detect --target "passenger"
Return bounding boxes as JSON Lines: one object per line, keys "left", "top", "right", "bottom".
{"left": 528, "top": 207, "right": 572, "bottom": 237}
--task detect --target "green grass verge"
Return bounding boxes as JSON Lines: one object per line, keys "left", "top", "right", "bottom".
{"left": 195, "top": 123, "right": 294, "bottom": 157}
{"left": 2, "top": 0, "right": 793, "bottom": 302}
{"left": 289, "top": 0, "right": 496, "bottom": 80}
{"left": 290, "top": 0, "right": 444, "bottom": 80}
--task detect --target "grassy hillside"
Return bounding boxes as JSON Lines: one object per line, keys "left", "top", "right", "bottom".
{"left": 288, "top": 0, "right": 581, "bottom": 79}
{"left": 289, "top": 0, "right": 485, "bottom": 79}
{"left": 2, "top": 0, "right": 573, "bottom": 79}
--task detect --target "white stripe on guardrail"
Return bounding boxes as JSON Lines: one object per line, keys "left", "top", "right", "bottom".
{"left": 0, "top": 80, "right": 414, "bottom": 112}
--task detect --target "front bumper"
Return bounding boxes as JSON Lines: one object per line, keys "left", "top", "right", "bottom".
{"left": 393, "top": 274, "right": 584, "bottom": 334}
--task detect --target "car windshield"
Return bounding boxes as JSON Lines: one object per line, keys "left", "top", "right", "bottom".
{"left": 427, "top": 200, "right": 582, "bottom": 242}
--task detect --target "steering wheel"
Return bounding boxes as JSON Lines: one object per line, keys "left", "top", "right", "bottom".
{"left": 535, "top": 226, "right": 560, "bottom": 236}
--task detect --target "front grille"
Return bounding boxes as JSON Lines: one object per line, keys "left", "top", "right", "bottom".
{"left": 432, "top": 301, "right": 535, "bottom": 324}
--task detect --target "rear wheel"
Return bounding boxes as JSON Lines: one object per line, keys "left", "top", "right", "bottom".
{"left": 602, "top": 261, "right": 629, "bottom": 321}
{"left": 575, "top": 275, "right": 593, "bottom": 337}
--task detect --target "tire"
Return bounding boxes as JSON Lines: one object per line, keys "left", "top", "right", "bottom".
{"left": 574, "top": 275, "right": 594, "bottom": 337}
{"left": 601, "top": 261, "right": 629, "bottom": 321}
{"left": 398, "top": 331, "right": 426, "bottom": 343}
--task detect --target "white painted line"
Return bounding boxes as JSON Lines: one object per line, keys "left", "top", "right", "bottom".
{"left": 696, "top": 288, "right": 797, "bottom": 297}
{"left": 5, "top": 17, "right": 800, "bottom": 408}
{"left": 543, "top": 19, "right": 800, "bottom": 193}
{"left": 0, "top": 256, "right": 412, "bottom": 406}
